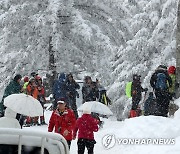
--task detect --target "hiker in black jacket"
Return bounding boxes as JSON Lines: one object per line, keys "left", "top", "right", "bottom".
{"left": 150, "top": 65, "right": 172, "bottom": 117}
{"left": 129, "top": 74, "right": 148, "bottom": 118}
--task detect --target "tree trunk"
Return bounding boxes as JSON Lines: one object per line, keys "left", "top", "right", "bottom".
{"left": 176, "top": 0, "right": 180, "bottom": 98}
{"left": 46, "top": 36, "right": 57, "bottom": 96}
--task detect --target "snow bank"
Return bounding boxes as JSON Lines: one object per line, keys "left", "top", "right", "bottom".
{"left": 29, "top": 99, "right": 180, "bottom": 154}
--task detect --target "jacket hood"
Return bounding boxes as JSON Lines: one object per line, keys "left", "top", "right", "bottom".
{"left": 4, "top": 108, "right": 17, "bottom": 118}
{"left": 59, "top": 73, "right": 66, "bottom": 82}
{"left": 168, "top": 66, "right": 176, "bottom": 74}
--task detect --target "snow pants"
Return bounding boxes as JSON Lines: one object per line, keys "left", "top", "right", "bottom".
{"left": 77, "top": 139, "right": 96, "bottom": 154}
{"left": 131, "top": 99, "right": 141, "bottom": 110}
{"left": 67, "top": 97, "right": 78, "bottom": 119}
{"left": 155, "top": 90, "right": 170, "bottom": 117}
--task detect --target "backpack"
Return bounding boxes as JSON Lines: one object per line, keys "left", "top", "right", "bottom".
{"left": 126, "top": 82, "right": 132, "bottom": 98}
{"left": 155, "top": 73, "right": 168, "bottom": 90}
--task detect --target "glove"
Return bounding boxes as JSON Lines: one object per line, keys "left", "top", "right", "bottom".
{"left": 63, "top": 130, "right": 69, "bottom": 136}
{"left": 98, "top": 121, "right": 104, "bottom": 128}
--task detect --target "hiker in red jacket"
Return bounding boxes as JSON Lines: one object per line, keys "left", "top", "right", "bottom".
{"left": 48, "top": 99, "right": 76, "bottom": 149}
{"left": 73, "top": 108, "right": 99, "bottom": 154}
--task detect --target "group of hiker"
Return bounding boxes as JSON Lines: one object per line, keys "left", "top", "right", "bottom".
{"left": 0, "top": 72, "right": 111, "bottom": 154}
{"left": 52, "top": 73, "right": 111, "bottom": 118}
{"left": 47, "top": 73, "right": 110, "bottom": 153}
{"left": 127, "top": 65, "right": 179, "bottom": 118}
{"left": 0, "top": 65, "right": 179, "bottom": 153}
{"left": 0, "top": 72, "right": 46, "bottom": 127}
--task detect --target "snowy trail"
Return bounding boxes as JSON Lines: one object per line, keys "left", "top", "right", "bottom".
{"left": 24, "top": 98, "right": 180, "bottom": 154}
{"left": 26, "top": 112, "right": 180, "bottom": 154}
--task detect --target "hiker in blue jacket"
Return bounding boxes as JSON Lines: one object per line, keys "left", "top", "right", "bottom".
{"left": 52, "top": 73, "right": 67, "bottom": 109}
{"left": 150, "top": 65, "right": 172, "bottom": 117}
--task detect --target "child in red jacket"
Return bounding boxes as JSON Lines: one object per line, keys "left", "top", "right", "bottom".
{"left": 73, "top": 109, "right": 99, "bottom": 154}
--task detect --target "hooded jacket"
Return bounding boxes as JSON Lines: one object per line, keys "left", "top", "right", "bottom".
{"left": 73, "top": 114, "right": 99, "bottom": 140}
{"left": 53, "top": 73, "right": 66, "bottom": 100}
{"left": 82, "top": 82, "right": 99, "bottom": 103}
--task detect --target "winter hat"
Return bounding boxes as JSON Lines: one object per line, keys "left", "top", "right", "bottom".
{"left": 168, "top": 66, "right": 176, "bottom": 74}
{"left": 157, "top": 65, "right": 167, "bottom": 71}
{"left": 133, "top": 74, "right": 141, "bottom": 81}
{"left": 31, "top": 72, "right": 38, "bottom": 77}
{"left": 14, "top": 74, "right": 22, "bottom": 82}
{"left": 24, "top": 76, "right": 29, "bottom": 82}
{"left": 29, "top": 78, "right": 36, "bottom": 84}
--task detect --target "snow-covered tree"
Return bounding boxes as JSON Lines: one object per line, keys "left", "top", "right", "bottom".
{"left": 0, "top": 0, "right": 178, "bottom": 120}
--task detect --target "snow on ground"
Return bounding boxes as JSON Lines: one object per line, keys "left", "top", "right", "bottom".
{"left": 26, "top": 99, "right": 180, "bottom": 154}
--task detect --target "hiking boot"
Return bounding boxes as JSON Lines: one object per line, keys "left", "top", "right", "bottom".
{"left": 41, "top": 122, "right": 47, "bottom": 125}
{"left": 23, "top": 123, "right": 32, "bottom": 127}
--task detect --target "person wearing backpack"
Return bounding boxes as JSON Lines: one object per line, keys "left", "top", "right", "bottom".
{"left": 82, "top": 76, "right": 99, "bottom": 103}
{"left": 150, "top": 65, "right": 172, "bottom": 117}
{"left": 96, "top": 79, "right": 111, "bottom": 106}
{"left": 52, "top": 73, "right": 67, "bottom": 109}
{"left": 129, "top": 74, "right": 148, "bottom": 118}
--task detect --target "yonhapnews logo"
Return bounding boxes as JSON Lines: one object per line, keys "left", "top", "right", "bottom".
{"left": 102, "top": 134, "right": 116, "bottom": 149}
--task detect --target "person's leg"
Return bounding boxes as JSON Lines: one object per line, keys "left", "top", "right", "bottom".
{"left": 155, "top": 90, "right": 164, "bottom": 116}
{"left": 33, "top": 116, "right": 40, "bottom": 125}
{"left": 85, "top": 139, "right": 95, "bottom": 154}
{"left": 77, "top": 139, "right": 86, "bottom": 154}
{"left": 129, "top": 99, "right": 140, "bottom": 118}
{"left": 71, "top": 98, "right": 78, "bottom": 119}
{"left": 161, "top": 92, "right": 170, "bottom": 117}
{"left": 66, "top": 140, "right": 71, "bottom": 150}
{"left": 131, "top": 100, "right": 139, "bottom": 110}
{"left": 16, "top": 113, "right": 21, "bottom": 121}
{"left": 19, "top": 115, "right": 25, "bottom": 128}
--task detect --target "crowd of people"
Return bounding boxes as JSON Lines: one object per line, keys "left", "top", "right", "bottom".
{"left": 0, "top": 72, "right": 47, "bottom": 127}
{"left": 0, "top": 72, "right": 111, "bottom": 153}
{"left": 0, "top": 65, "right": 179, "bottom": 153}
{"left": 128, "top": 65, "right": 179, "bottom": 118}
